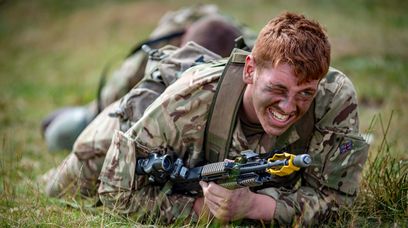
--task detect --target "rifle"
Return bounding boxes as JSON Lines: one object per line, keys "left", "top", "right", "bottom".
{"left": 136, "top": 150, "right": 312, "bottom": 195}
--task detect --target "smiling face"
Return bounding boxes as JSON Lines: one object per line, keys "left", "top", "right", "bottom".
{"left": 242, "top": 55, "right": 319, "bottom": 136}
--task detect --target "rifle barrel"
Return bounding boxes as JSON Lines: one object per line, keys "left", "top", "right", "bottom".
{"left": 239, "top": 160, "right": 287, "bottom": 173}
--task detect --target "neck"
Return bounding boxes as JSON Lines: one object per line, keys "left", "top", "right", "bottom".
{"left": 242, "top": 86, "right": 260, "bottom": 124}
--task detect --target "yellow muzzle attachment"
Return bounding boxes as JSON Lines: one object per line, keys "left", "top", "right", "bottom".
{"left": 266, "top": 152, "right": 300, "bottom": 176}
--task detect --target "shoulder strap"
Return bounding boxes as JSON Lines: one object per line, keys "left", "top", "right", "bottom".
{"left": 204, "top": 48, "right": 249, "bottom": 162}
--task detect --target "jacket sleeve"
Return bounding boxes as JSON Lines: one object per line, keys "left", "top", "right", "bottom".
{"left": 97, "top": 98, "right": 197, "bottom": 223}
{"left": 97, "top": 62, "right": 222, "bottom": 223}
{"left": 257, "top": 69, "right": 369, "bottom": 225}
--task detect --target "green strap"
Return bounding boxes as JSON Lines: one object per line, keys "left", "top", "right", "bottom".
{"left": 204, "top": 49, "right": 249, "bottom": 162}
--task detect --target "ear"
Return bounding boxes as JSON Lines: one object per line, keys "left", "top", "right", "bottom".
{"left": 243, "top": 55, "right": 256, "bottom": 84}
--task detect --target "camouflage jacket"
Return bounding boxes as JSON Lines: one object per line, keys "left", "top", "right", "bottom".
{"left": 98, "top": 59, "right": 369, "bottom": 225}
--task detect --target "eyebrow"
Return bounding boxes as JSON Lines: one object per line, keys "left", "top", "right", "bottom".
{"left": 268, "top": 83, "right": 317, "bottom": 93}
{"left": 268, "top": 84, "right": 287, "bottom": 90}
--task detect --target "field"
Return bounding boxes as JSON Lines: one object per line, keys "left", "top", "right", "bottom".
{"left": 0, "top": 0, "right": 407, "bottom": 226}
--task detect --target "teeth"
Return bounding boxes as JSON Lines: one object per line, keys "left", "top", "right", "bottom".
{"left": 271, "top": 111, "right": 289, "bottom": 121}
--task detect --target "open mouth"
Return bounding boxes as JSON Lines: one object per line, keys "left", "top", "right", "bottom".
{"left": 267, "top": 107, "right": 293, "bottom": 125}
{"left": 271, "top": 110, "right": 289, "bottom": 121}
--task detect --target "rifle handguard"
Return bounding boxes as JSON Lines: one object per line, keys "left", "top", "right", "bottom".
{"left": 266, "top": 153, "right": 312, "bottom": 176}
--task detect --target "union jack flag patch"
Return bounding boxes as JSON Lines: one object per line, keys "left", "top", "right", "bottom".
{"left": 339, "top": 141, "right": 353, "bottom": 154}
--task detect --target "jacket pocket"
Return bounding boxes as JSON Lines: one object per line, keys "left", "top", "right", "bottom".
{"left": 99, "top": 130, "right": 141, "bottom": 191}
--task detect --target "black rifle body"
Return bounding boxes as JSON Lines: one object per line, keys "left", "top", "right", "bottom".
{"left": 136, "top": 151, "right": 311, "bottom": 195}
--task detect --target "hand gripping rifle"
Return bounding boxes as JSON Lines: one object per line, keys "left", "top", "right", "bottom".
{"left": 136, "top": 150, "right": 312, "bottom": 195}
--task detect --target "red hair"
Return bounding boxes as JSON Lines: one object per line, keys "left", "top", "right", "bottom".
{"left": 252, "top": 12, "right": 330, "bottom": 83}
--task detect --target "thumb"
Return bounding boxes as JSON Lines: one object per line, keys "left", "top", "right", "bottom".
{"left": 199, "top": 181, "right": 208, "bottom": 188}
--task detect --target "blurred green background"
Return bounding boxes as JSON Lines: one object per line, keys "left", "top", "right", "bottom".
{"left": 0, "top": 0, "right": 407, "bottom": 226}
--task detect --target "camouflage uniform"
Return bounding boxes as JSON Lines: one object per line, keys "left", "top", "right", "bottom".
{"left": 97, "top": 58, "right": 369, "bottom": 225}
{"left": 44, "top": 42, "right": 223, "bottom": 197}
{"left": 42, "top": 4, "right": 256, "bottom": 152}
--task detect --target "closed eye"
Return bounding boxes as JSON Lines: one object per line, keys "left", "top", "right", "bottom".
{"left": 266, "top": 84, "right": 287, "bottom": 95}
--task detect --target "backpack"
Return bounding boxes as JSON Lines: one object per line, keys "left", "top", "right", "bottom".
{"left": 100, "top": 4, "right": 256, "bottom": 110}
{"left": 42, "top": 4, "right": 257, "bottom": 152}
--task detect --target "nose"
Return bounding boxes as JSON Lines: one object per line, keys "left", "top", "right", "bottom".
{"left": 278, "top": 97, "right": 296, "bottom": 114}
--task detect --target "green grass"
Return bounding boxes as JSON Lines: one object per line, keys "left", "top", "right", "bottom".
{"left": 0, "top": 0, "right": 407, "bottom": 226}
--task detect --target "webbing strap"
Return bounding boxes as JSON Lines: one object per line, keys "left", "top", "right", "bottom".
{"left": 126, "top": 30, "right": 185, "bottom": 58}
{"left": 205, "top": 49, "right": 249, "bottom": 162}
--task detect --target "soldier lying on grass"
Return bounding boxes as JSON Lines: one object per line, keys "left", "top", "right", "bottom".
{"left": 42, "top": 11, "right": 368, "bottom": 226}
